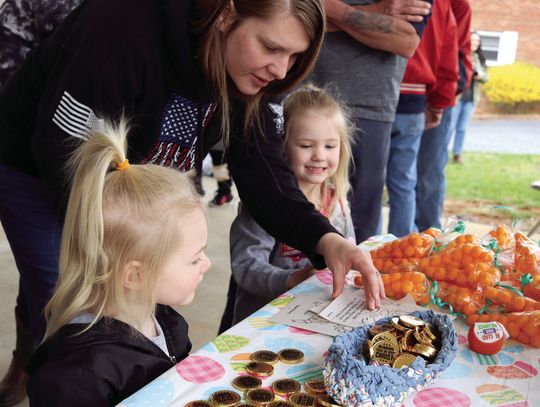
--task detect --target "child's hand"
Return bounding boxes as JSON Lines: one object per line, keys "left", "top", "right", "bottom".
{"left": 316, "top": 233, "right": 386, "bottom": 309}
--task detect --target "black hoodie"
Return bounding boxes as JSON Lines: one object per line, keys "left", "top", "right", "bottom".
{"left": 26, "top": 305, "right": 191, "bottom": 406}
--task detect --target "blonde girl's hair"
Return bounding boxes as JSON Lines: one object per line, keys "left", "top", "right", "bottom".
{"left": 44, "top": 120, "right": 203, "bottom": 340}
{"left": 282, "top": 84, "right": 355, "bottom": 215}
{"left": 191, "top": 0, "right": 325, "bottom": 143}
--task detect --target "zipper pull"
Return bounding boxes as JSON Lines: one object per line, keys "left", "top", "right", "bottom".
{"left": 169, "top": 355, "right": 177, "bottom": 364}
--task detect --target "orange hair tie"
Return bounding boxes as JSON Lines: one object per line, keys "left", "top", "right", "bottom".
{"left": 116, "top": 159, "right": 129, "bottom": 171}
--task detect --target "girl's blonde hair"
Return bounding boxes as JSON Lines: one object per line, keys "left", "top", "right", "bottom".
{"left": 44, "top": 120, "right": 203, "bottom": 340}
{"left": 282, "top": 84, "right": 355, "bottom": 215}
{"left": 191, "top": 0, "right": 325, "bottom": 142}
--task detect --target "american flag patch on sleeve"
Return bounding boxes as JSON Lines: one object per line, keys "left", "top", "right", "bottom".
{"left": 52, "top": 91, "right": 105, "bottom": 139}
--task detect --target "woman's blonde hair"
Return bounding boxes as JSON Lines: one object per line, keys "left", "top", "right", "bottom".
{"left": 44, "top": 120, "right": 203, "bottom": 339}
{"left": 282, "top": 84, "right": 355, "bottom": 215}
{"left": 191, "top": 0, "right": 325, "bottom": 142}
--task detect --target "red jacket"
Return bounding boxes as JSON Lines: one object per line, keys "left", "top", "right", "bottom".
{"left": 451, "top": 0, "right": 473, "bottom": 90}
{"left": 399, "top": 0, "right": 459, "bottom": 110}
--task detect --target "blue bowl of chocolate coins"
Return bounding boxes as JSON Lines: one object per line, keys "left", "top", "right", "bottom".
{"left": 323, "top": 310, "right": 457, "bottom": 406}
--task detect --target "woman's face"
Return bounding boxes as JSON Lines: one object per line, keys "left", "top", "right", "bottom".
{"left": 222, "top": 13, "right": 310, "bottom": 95}
{"left": 471, "top": 33, "right": 480, "bottom": 51}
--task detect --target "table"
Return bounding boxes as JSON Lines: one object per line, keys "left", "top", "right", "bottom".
{"left": 119, "top": 272, "right": 540, "bottom": 406}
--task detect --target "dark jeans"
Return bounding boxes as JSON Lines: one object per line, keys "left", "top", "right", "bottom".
{"left": 0, "top": 163, "right": 63, "bottom": 344}
{"left": 350, "top": 118, "right": 392, "bottom": 243}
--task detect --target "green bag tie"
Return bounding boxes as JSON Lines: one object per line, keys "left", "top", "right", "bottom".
{"left": 519, "top": 273, "right": 533, "bottom": 291}
{"left": 477, "top": 298, "right": 492, "bottom": 315}
{"left": 484, "top": 238, "right": 501, "bottom": 269}
{"left": 453, "top": 220, "right": 466, "bottom": 234}
{"left": 495, "top": 281, "right": 524, "bottom": 297}
{"left": 429, "top": 280, "right": 461, "bottom": 317}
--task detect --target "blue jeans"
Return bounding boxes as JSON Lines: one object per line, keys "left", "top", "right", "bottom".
{"left": 350, "top": 118, "right": 392, "bottom": 243}
{"left": 415, "top": 106, "right": 454, "bottom": 231}
{"left": 451, "top": 99, "right": 476, "bottom": 156}
{"left": 387, "top": 113, "right": 425, "bottom": 237}
{"left": 0, "top": 163, "right": 63, "bottom": 344}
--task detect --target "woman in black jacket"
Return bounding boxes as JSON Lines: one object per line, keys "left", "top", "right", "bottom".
{"left": 0, "top": 0, "right": 384, "bottom": 398}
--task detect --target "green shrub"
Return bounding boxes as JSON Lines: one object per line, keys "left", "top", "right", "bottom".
{"left": 483, "top": 62, "right": 540, "bottom": 107}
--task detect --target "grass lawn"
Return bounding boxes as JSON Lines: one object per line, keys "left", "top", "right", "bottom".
{"left": 445, "top": 152, "right": 540, "bottom": 223}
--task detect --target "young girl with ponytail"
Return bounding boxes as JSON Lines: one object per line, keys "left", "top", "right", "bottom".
{"left": 26, "top": 122, "right": 211, "bottom": 405}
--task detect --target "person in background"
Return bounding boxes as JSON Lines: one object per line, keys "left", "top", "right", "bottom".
{"left": 386, "top": 0, "right": 459, "bottom": 237}
{"left": 0, "top": 3, "right": 384, "bottom": 404}
{"left": 208, "top": 143, "right": 234, "bottom": 206}
{"left": 26, "top": 121, "right": 211, "bottom": 405}
{"left": 225, "top": 84, "right": 357, "bottom": 326}
{"left": 0, "top": 0, "right": 82, "bottom": 87}
{"left": 415, "top": 0, "right": 472, "bottom": 231}
{"left": 451, "top": 30, "right": 488, "bottom": 164}
{"left": 311, "top": 0, "right": 432, "bottom": 243}
{"left": 0, "top": 0, "right": 83, "bottom": 404}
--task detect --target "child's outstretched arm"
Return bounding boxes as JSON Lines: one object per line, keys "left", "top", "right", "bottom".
{"left": 231, "top": 205, "right": 310, "bottom": 298}
{"left": 316, "top": 233, "right": 385, "bottom": 310}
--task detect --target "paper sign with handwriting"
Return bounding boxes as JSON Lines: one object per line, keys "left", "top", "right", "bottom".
{"left": 319, "top": 288, "right": 423, "bottom": 327}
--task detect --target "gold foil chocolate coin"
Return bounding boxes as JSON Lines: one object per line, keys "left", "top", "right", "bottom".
{"left": 232, "top": 375, "right": 262, "bottom": 392}
{"left": 399, "top": 315, "right": 425, "bottom": 328}
{"left": 236, "top": 404, "right": 258, "bottom": 407}
{"left": 289, "top": 392, "right": 317, "bottom": 407}
{"left": 412, "top": 343, "right": 437, "bottom": 359}
{"left": 246, "top": 361, "right": 274, "bottom": 377}
{"left": 185, "top": 401, "right": 213, "bottom": 407}
{"left": 371, "top": 331, "right": 399, "bottom": 348}
{"left": 369, "top": 323, "right": 393, "bottom": 336}
{"left": 271, "top": 378, "right": 301, "bottom": 396}
{"left": 391, "top": 317, "right": 408, "bottom": 331}
{"left": 304, "top": 378, "right": 326, "bottom": 395}
{"left": 372, "top": 340, "right": 398, "bottom": 365}
{"left": 251, "top": 350, "right": 279, "bottom": 365}
{"left": 210, "top": 390, "right": 241, "bottom": 406}
{"left": 423, "top": 324, "right": 437, "bottom": 341}
{"left": 245, "top": 388, "right": 275, "bottom": 405}
{"left": 268, "top": 402, "right": 295, "bottom": 407}
{"left": 317, "top": 393, "right": 342, "bottom": 407}
{"left": 278, "top": 348, "right": 304, "bottom": 364}
{"left": 392, "top": 353, "right": 417, "bottom": 368}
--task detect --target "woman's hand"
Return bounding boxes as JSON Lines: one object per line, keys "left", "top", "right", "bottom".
{"left": 316, "top": 233, "right": 385, "bottom": 309}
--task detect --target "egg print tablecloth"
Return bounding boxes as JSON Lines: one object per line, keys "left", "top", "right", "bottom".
{"left": 119, "top": 270, "right": 540, "bottom": 407}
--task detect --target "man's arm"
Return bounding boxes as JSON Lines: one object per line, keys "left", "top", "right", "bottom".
{"left": 324, "top": 0, "right": 428, "bottom": 57}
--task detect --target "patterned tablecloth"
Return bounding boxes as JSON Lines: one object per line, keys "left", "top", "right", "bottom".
{"left": 119, "top": 272, "right": 540, "bottom": 406}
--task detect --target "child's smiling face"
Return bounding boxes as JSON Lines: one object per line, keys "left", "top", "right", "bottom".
{"left": 154, "top": 208, "right": 211, "bottom": 306}
{"left": 285, "top": 110, "right": 341, "bottom": 190}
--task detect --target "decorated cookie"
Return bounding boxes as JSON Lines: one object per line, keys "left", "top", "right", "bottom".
{"left": 476, "top": 384, "right": 528, "bottom": 406}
